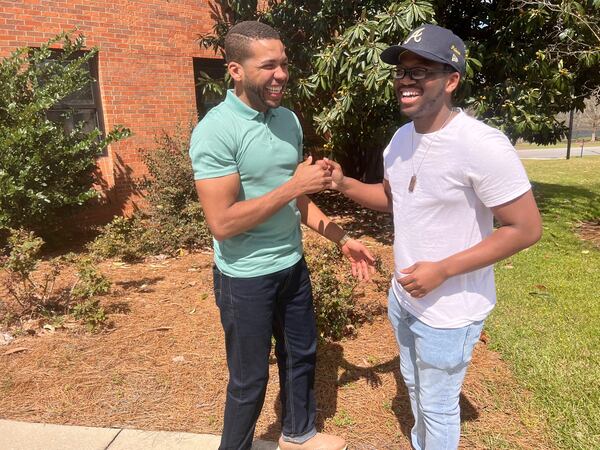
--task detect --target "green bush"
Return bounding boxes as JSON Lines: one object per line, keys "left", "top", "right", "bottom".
{"left": 71, "top": 257, "right": 111, "bottom": 300}
{"left": 88, "top": 216, "right": 154, "bottom": 262}
{"left": 303, "top": 237, "right": 358, "bottom": 341}
{"left": 0, "top": 228, "right": 62, "bottom": 316}
{"left": 90, "top": 130, "right": 211, "bottom": 261}
{"left": 1, "top": 229, "right": 111, "bottom": 331}
{"left": 140, "top": 131, "right": 212, "bottom": 253}
{"left": 71, "top": 299, "right": 107, "bottom": 332}
{"left": 0, "top": 32, "right": 130, "bottom": 235}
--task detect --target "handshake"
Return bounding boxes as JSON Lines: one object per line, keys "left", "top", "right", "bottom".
{"left": 291, "top": 155, "right": 345, "bottom": 195}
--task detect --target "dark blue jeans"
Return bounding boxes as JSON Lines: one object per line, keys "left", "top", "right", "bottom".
{"left": 214, "top": 257, "right": 317, "bottom": 450}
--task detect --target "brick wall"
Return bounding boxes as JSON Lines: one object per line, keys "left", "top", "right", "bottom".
{"left": 0, "top": 0, "right": 222, "bottom": 222}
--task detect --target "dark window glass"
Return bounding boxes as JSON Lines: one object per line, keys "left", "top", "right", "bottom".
{"left": 44, "top": 51, "right": 105, "bottom": 150}
{"left": 193, "top": 57, "right": 226, "bottom": 118}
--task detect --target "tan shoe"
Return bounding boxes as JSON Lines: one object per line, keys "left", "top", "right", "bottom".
{"left": 277, "top": 433, "right": 347, "bottom": 450}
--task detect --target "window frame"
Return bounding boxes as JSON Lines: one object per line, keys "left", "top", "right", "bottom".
{"left": 43, "top": 49, "right": 106, "bottom": 153}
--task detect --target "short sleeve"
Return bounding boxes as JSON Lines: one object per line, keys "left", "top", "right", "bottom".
{"left": 189, "top": 116, "right": 238, "bottom": 180}
{"left": 466, "top": 127, "right": 531, "bottom": 208}
{"left": 382, "top": 141, "right": 392, "bottom": 181}
{"left": 292, "top": 111, "right": 303, "bottom": 162}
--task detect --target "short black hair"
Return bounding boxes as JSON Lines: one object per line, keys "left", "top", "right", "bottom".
{"left": 224, "top": 21, "right": 281, "bottom": 63}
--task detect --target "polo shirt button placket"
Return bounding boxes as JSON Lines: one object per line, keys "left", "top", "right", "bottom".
{"left": 264, "top": 113, "right": 273, "bottom": 144}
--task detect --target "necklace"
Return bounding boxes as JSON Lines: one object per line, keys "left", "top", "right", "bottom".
{"left": 408, "top": 108, "right": 456, "bottom": 193}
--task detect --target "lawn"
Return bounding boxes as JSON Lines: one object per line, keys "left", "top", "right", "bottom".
{"left": 489, "top": 156, "right": 600, "bottom": 449}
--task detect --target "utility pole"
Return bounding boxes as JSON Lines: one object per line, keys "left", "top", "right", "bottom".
{"left": 566, "top": 109, "right": 574, "bottom": 160}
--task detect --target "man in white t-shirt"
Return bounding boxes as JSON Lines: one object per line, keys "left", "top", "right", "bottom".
{"left": 325, "top": 24, "right": 542, "bottom": 449}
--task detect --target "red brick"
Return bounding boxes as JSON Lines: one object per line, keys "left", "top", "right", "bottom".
{"left": 3, "top": 0, "right": 228, "bottom": 222}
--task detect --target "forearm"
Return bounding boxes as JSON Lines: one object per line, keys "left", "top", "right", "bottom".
{"left": 208, "top": 179, "right": 302, "bottom": 241}
{"left": 398, "top": 190, "right": 541, "bottom": 298}
{"left": 440, "top": 225, "right": 541, "bottom": 278}
{"left": 338, "top": 178, "right": 391, "bottom": 212}
{"left": 297, "top": 195, "right": 346, "bottom": 244}
{"left": 441, "top": 191, "right": 542, "bottom": 277}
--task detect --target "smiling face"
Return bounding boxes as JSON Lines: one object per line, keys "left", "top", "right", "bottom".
{"left": 394, "top": 51, "right": 460, "bottom": 131}
{"left": 228, "top": 39, "right": 289, "bottom": 112}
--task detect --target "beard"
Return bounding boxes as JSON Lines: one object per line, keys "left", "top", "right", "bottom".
{"left": 243, "top": 78, "right": 284, "bottom": 111}
{"left": 396, "top": 82, "right": 446, "bottom": 120}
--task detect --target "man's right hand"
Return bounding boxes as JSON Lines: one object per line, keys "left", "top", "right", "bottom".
{"left": 322, "top": 157, "right": 392, "bottom": 213}
{"left": 291, "top": 156, "right": 332, "bottom": 195}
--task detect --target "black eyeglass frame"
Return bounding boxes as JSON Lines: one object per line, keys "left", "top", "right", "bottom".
{"left": 392, "top": 67, "right": 455, "bottom": 81}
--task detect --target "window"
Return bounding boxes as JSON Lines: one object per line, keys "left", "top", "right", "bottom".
{"left": 45, "top": 51, "right": 105, "bottom": 139}
{"left": 193, "top": 57, "right": 226, "bottom": 118}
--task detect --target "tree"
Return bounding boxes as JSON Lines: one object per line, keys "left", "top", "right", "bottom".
{"left": 199, "top": 0, "right": 600, "bottom": 180}
{"left": 0, "top": 32, "right": 130, "bottom": 236}
{"left": 200, "top": 1, "right": 425, "bottom": 181}
{"left": 458, "top": 0, "right": 600, "bottom": 144}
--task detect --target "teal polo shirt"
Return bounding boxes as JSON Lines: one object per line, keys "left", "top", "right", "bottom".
{"left": 189, "top": 90, "right": 304, "bottom": 278}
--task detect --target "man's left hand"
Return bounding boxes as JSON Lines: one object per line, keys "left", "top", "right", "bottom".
{"left": 341, "top": 239, "right": 376, "bottom": 281}
{"left": 398, "top": 261, "right": 448, "bottom": 298}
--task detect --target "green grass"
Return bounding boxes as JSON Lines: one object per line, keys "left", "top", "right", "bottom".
{"left": 488, "top": 157, "right": 600, "bottom": 449}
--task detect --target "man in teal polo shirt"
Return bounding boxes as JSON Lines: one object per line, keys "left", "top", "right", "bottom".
{"left": 189, "top": 21, "right": 374, "bottom": 450}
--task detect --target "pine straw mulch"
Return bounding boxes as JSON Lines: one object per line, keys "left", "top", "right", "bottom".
{"left": 0, "top": 198, "right": 556, "bottom": 449}
{"left": 575, "top": 219, "right": 600, "bottom": 249}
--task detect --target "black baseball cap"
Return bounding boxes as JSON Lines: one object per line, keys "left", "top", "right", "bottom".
{"left": 380, "top": 24, "right": 466, "bottom": 75}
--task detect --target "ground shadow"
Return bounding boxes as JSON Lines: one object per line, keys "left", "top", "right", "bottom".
{"left": 310, "top": 191, "right": 394, "bottom": 246}
{"left": 104, "top": 301, "right": 131, "bottom": 314}
{"left": 258, "top": 341, "right": 479, "bottom": 443}
{"left": 115, "top": 276, "right": 164, "bottom": 293}
{"left": 35, "top": 151, "right": 147, "bottom": 257}
{"left": 531, "top": 181, "right": 600, "bottom": 219}
{"left": 40, "top": 229, "right": 102, "bottom": 257}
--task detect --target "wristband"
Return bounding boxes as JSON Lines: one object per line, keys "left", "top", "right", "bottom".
{"left": 337, "top": 233, "right": 351, "bottom": 249}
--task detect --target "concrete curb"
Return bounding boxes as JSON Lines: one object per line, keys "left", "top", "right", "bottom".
{"left": 0, "top": 420, "right": 277, "bottom": 450}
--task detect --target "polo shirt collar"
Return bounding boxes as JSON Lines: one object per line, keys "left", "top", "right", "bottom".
{"left": 224, "top": 89, "right": 278, "bottom": 121}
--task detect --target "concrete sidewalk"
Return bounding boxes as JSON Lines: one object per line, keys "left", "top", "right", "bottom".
{"left": 517, "top": 145, "right": 600, "bottom": 159}
{"left": 0, "top": 420, "right": 277, "bottom": 450}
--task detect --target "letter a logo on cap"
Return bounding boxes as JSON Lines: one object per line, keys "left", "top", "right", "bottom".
{"left": 404, "top": 27, "right": 424, "bottom": 44}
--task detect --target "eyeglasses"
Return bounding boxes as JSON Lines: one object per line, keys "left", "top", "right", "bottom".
{"left": 392, "top": 67, "right": 454, "bottom": 80}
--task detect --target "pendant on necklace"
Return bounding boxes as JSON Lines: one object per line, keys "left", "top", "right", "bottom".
{"left": 408, "top": 174, "right": 417, "bottom": 193}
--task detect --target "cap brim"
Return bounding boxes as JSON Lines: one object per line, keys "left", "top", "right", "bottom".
{"left": 380, "top": 45, "right": 403, "bottom": 65}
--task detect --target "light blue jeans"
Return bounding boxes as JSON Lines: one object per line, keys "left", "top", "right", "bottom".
{"left": 387, "top": 290, "right": 484, "bottom": 450}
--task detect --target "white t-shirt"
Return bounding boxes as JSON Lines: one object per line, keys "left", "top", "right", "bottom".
{"left": 383, "top": 110, "right": 531, "bottom": 328}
